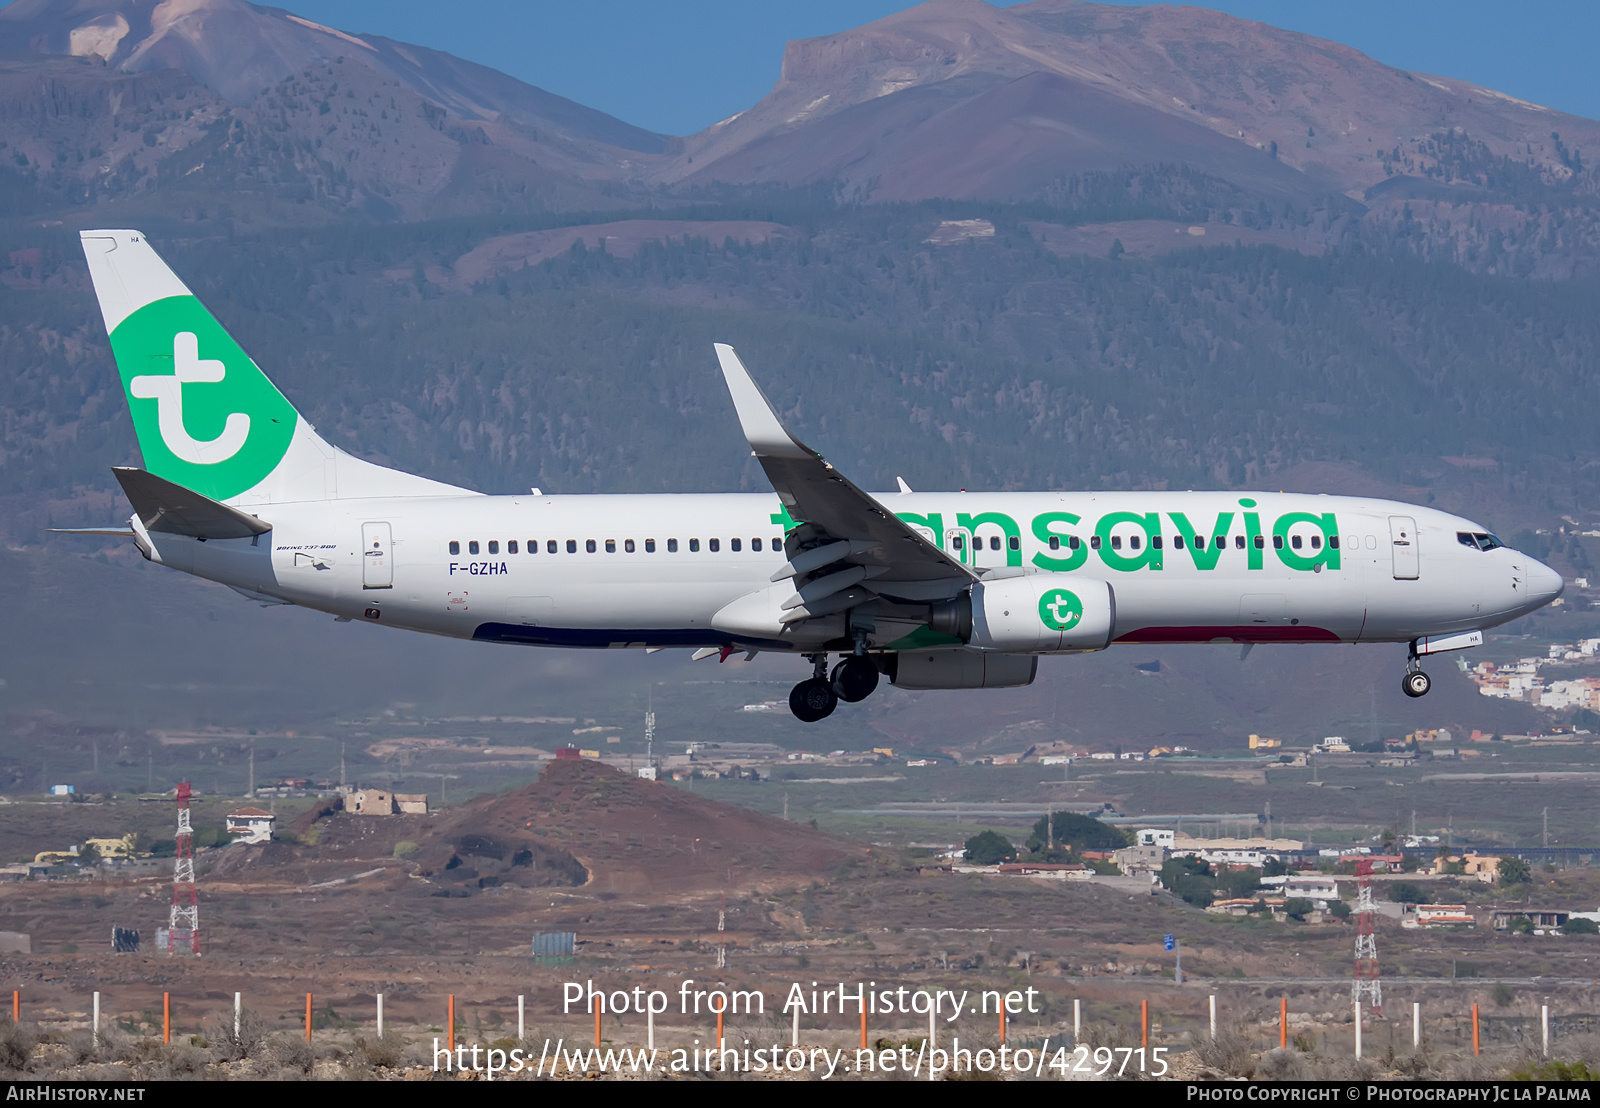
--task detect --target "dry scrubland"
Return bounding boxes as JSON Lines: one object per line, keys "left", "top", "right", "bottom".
{"left": 2, "top": 762, "right": 1600, "bottom": 1079}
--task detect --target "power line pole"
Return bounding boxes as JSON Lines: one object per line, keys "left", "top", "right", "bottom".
{"left": 168, "top": 781, "right": 199, "bottom": 955}
{"left": 1353, "top": 858, "right": 1383, "bottom": 1016}
{"left": 1543, "top": 807, "right": 1549, "bottom": 849}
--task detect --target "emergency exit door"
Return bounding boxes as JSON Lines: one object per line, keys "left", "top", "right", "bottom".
{"left": 362, "top": 521, "right": 393, "bottom": 589}
{"left": 1389, "top": 516, "right": 1419, "bottom": 580}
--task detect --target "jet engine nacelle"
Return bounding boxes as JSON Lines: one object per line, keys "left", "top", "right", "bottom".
{"left": 966, "top": 574, "right": 1116, "bottom": 653}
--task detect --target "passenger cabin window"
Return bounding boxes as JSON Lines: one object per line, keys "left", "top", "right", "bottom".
{"left": 1291, "top": 535, "right": 1303, "bottom": 549}
{"left": 1310, "top": 535, "right": 1322, "bottom": 549}
{"left": 605, "top": 539, "right": 616, "bottom": 553}
{"left": 1048, "top": 536, "right": 1060, "bottom": 551}
{"left": 1255, "top": 536, "right": 1266, "bottom": 549}
{"left": 469, "top": 541, "right": 479, "bottom": 555}
{"left": 1328, "top": 536, "right": 1339, "bottom": 549}
{"left": 449, "top": 541, "right": 460, "bottom": 555}
{"left": 646, "top": 539, "right": 657, "bottom": 553}
{"left": 1090, "top": 535, "right": 1101, "bottom": 550}
{"left": 1007, "top": 536, "right": 1019, "bottom": 551}
{"left": 952, "top": 535, "right": 964, "bottom": 551}
{"left": 1070, "top": 536, "right": 1080, "bottom": 550}
{"left": 1215, "top": 535, "right": 1226, "bottom": 548}
{"left": 731, "top": 538, "right": 741, "bottom": 552}
{"left": 586, "top": 539, "right": 597, "bottom": 553}
{"left": 709, "top": 538, "right": 720, "bottom": 552}
{"left": 488, "top": 540, "right": 499, "bottom": 554}
{"left": 625, "top": 539, "right": 635, "bottom": 553}
{"left": 1235, "top": 536, "right": 1246, "bottom": 549}
{"left": 508, "top": 541, "right": 518, "bottom": 554}
{"left": 548, "top": 540, "right": 558, "bottom": 554}
{"left": 989, "top": 536, "right": 1001, "bottom": 551}
{"left": 1111, "top": 536, "right": 1122, "bottom": 550}
{"left": 1150, "top": 536, "right": 1162, "bottom": 550}
{"left": 1174, "top": 535, "right": 1185, "bottom": 549}
{"left": 773, "top": 535, "right": 782, "bottom": 549}
{"left": 1273, "top": 535, "right": 1284, "bottom": 549}
{"left": 566, "top": 540, "right": 577, "bottom": 553}
{"left": 689, "top": 539, "right": 699, "bottom": 552}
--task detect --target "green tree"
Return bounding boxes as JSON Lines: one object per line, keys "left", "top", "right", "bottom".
{"left": 963, "top": 830, "right": 1016, "bottom": 865}
{"left": 1283, "top": 897, "right": 1315, "bottom": 921}
{"left": 1389, "top": 881, "right": 1432, "bottom": 905}
{"left": 1030, "top": 812, "right": 1131, "bottom": 852}
{"left": 1498, "top": 856, "right": 1531, "bottom": 886}
{"left": 1561, "top": 917, "right": 1599, "bottom": 935}
{"left": 1159, "top": 856, "right": 1217, "bottom": 906}
{"left": 1219, "top": 866, "right": 1264, "bottom": 898}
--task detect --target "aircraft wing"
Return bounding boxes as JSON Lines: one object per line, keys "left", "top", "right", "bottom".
{"left": 715, "top": 344, "right": 972, "bottom": 620}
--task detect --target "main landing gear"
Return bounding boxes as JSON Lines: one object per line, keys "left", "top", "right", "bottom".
{"left": 1402, "top": 649, "right": 1431, "bottom": 699}
{"left": 789, "top": 652, "right": 882, "bottom": 722}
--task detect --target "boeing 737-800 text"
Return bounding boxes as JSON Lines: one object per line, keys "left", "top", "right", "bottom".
{"left": 61, "top": 230, "right": 1564, "bottom": 722}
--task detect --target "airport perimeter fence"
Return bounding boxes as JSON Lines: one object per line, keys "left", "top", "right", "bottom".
{"left": 8, "top": 984, "right": 1599, "bottom": 1067}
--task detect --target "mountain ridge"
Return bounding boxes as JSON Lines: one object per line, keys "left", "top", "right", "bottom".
{"left": 657, "top": 0, "right": 1600, "bottom": 206}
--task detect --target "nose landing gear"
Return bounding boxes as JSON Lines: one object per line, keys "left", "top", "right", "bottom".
{"left": 1402, "top": 650, "right": 1431, "bottom": 698}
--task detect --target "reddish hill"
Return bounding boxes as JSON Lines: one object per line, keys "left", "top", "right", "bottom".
{"left": 276, "top": 758, "right": 858, "bottom": 897}
{"left": 435, "top": 758, "right": 859, "bottom": 896}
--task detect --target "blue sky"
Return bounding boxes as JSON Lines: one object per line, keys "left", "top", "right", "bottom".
{"left": 16, "top": 1, "right": 1600, "bottom": 135}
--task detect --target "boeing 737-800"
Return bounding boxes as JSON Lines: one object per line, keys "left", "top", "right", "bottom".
{"left": 63, "top": 230, "right": 1564, "bottom": 722}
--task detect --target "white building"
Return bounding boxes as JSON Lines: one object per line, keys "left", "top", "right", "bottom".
{"left": 1137, "top": 829, "right": 1176, "bottom": 848}
{"left": 1260, "top": 874, "right": 1339, "bottom": 906}
{"left": 225, "top": 807, "right": 276, "bottom": 845}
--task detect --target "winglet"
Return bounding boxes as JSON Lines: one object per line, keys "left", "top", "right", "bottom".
{"left": 714, "top": 344, "right": 811, "bottom": 460}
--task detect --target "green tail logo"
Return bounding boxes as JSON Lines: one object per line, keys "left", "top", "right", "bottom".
{"left": 109, "top": 296, "right": 297, "bottom": 501}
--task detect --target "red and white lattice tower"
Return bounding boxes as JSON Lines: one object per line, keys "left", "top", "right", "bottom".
{"left": 1352, "top": 857, "right": 1381, "bottom": 1013}
{"left": 168, "top": 781, "right": 199, "bottom": 955}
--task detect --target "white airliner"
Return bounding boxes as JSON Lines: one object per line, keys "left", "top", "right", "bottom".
{"left": 63, "top": 230, "right": 1564, "bottom": 721}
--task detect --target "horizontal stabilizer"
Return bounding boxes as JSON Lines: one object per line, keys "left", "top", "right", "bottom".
{"left": 113, "top": 467, "right": 272, "bottom": 539}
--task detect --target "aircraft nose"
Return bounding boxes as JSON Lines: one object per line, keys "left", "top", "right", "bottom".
{"left": 1525, "top": 559, "right": 1565, "bottom": 607}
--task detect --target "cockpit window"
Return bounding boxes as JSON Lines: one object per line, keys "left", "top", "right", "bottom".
{"left": 1457, "top": 531, "right": 1504, "bottom": 552}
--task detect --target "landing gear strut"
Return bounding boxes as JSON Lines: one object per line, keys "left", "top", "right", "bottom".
{"left": 790, "top": 653, "right": 838, "bottom": 722}
{"left": 1402, "top": 649, "right": 1431, "bottom": 698}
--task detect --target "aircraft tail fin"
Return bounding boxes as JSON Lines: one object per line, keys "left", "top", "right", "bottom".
{"left": 80, "top": 230, "right": 473, "bottom": 505}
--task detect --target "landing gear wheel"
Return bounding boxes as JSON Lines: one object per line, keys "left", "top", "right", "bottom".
{"left": 1402, "top": 670, "right": 1431, "bottom": 698}
{"left": 831, "top": 656, "right": 880, "bottom": 703}
{"left": 790, "top": 678, "right": 838, "bottom": 722}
